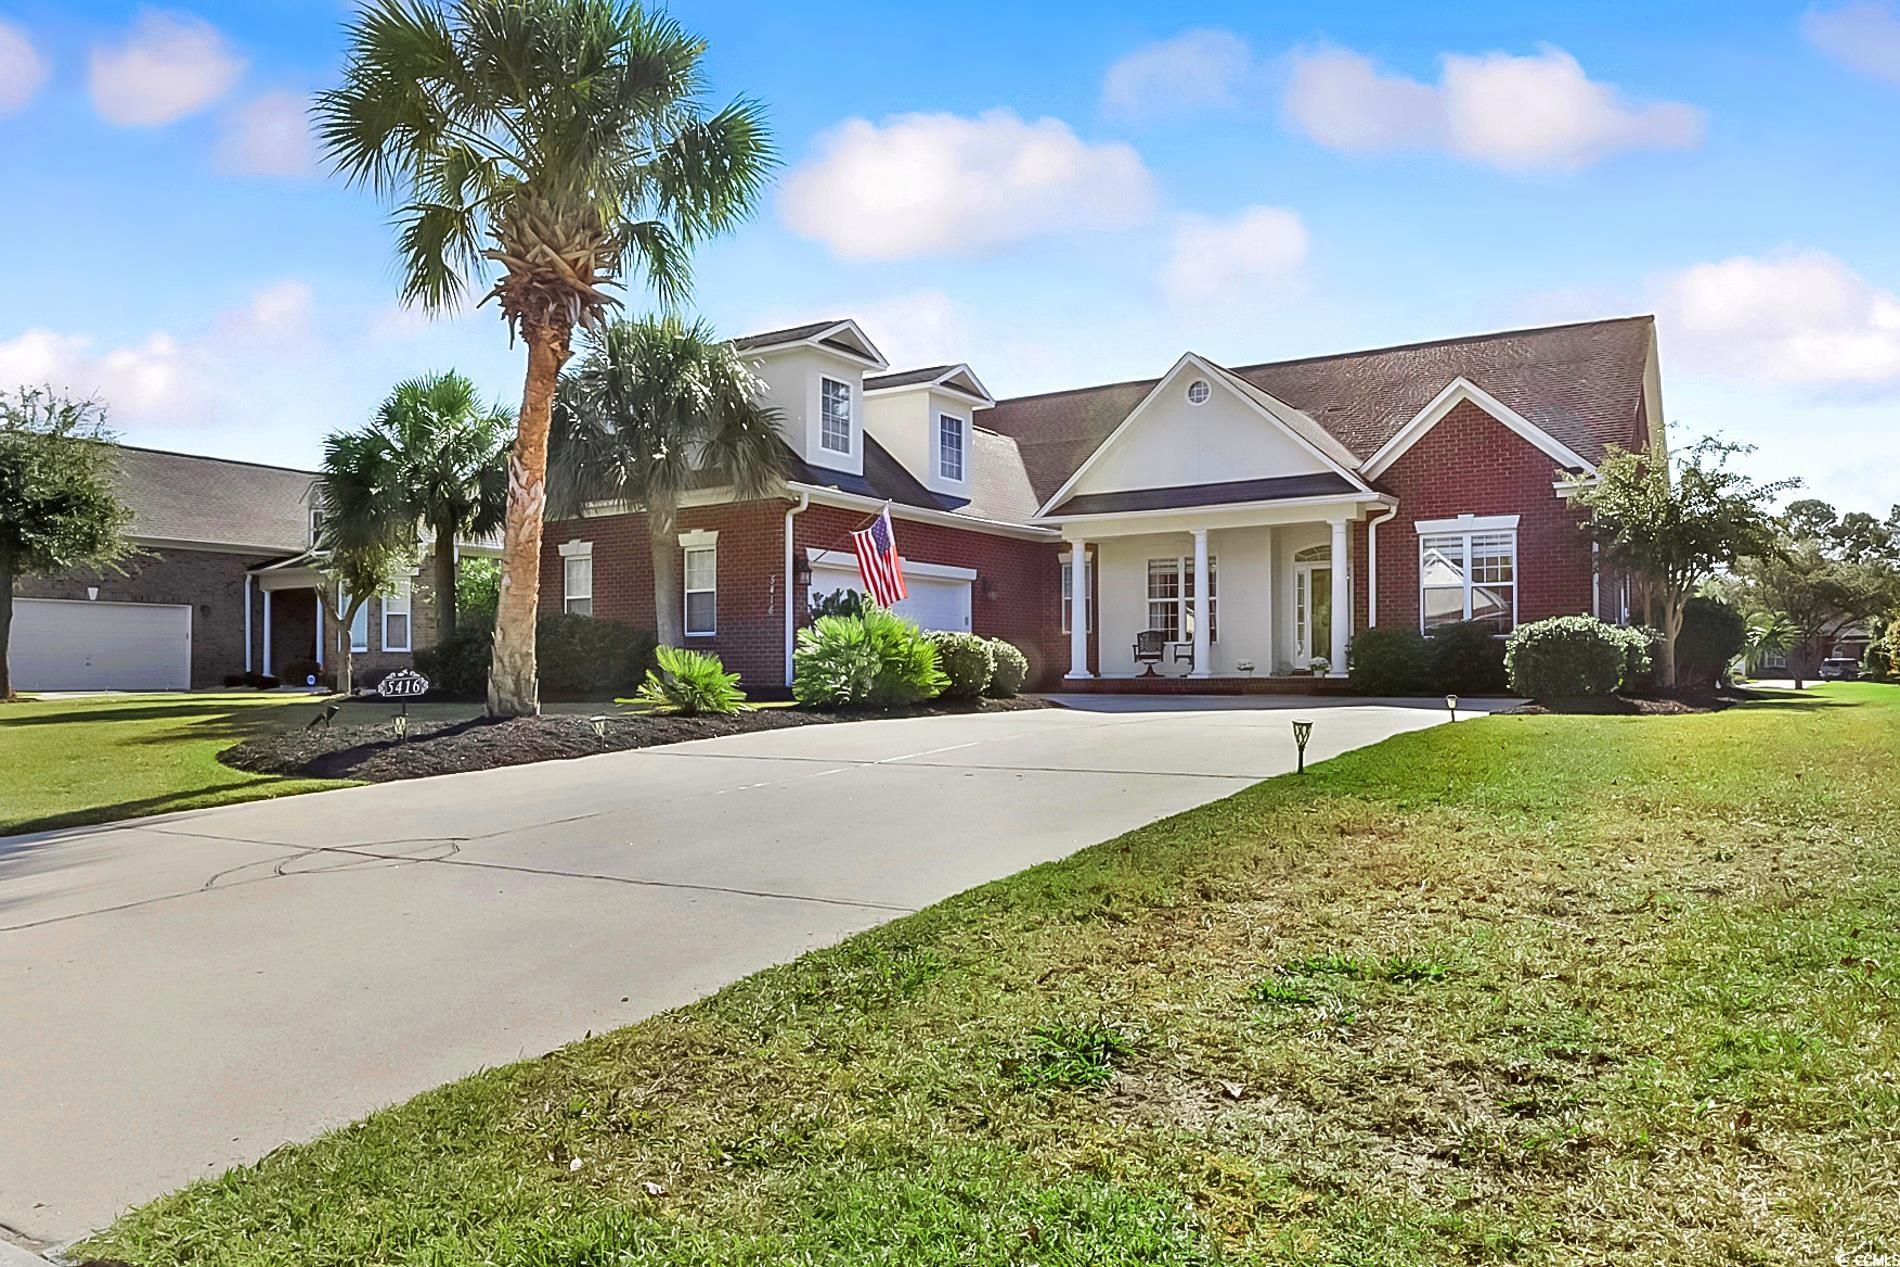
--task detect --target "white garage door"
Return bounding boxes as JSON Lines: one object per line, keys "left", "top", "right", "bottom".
{"left": 810, "top": 555, "right": 973, "bottom": 632}
{"left": 11, "top": 598, "right": 192, "bottom": 691}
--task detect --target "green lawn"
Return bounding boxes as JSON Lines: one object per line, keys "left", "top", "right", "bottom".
{"left": 0, "top": 693, "right": 643, "bottom": 837}
{"left": 82, "top": 685, "right": 1900, "bottom": 1264}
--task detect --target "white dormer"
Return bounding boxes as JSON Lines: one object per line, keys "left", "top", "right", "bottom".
{"left": 733, "top": 319, "right": 888, "bottom": 477}
{"left": 862, "top": 364, "right": 995, "bottom": 497}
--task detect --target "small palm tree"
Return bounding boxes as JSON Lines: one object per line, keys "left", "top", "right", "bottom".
{"left": 351, "top": 372, "right": 510, "bottom": 645}
{"left": 316, "top": 0, "right": 774, "bottom": 716}
{"left": 1744, "top": 610, "right": 1800, "bottom": 679}
{"left": 551, "top": 316, "right": 784, "bottom": 646}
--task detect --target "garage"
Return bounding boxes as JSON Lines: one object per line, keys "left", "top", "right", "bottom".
{"left": 10, "top": 598, "right": 193, "bottom": 691}
{"left": 808, "top": 550, "right": 974, "bottom": 632}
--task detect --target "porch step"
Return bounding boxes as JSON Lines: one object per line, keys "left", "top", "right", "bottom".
{"left": 1057, "top": 675, "right": 1355, "bottom": 695}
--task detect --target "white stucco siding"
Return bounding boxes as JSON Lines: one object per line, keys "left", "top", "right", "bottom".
{"left": 1094, "top": 528, "right": 1276, "bottom": 677}
{"left": 863, "top": 387, "right": 973, "bottom": 495}
{"left": 1071, "top": 376, "right": 1332, "bottom": 498}
{"left": 748, "top": 346, "right": 865, "bottom": 477}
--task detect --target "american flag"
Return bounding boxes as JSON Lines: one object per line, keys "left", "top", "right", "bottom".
{"left": 850, "top": 504, "right": 907, "bottom": 607}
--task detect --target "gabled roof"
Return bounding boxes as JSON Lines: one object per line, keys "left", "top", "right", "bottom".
{"left": 780, "top": 428, "right": 1039, "bottom": 526}
{"left": 109, "top": 445, "right": 318, "bottom": 552}
{"left": 863, "top": 363, "right": 995, "bottom": 404}
{"left": 981, "top": 315, "right": 1656, "bottom": 504}
{"left": 731, "top": 318, "right": 888, "bottom": 368}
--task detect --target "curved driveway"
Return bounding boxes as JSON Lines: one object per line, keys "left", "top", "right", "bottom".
{"left": 0, "top": 695, "right": 1490, "bottom": 1249}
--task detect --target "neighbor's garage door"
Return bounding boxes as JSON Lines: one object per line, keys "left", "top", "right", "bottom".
{"left": 11, "top": 598, "right": 192, "bottom": 690}
{"left": 810, "top": 557, "right": 973, "bottom": 632}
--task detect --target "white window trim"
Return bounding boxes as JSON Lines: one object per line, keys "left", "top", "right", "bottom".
{"left": 1417, "top": 520, "right": 1518, "bottom": 634}
{"left": 1144, "top": 555, "right": 1218, "bottom": 643}
{"left": 344, "top": 592, "right": 370, "bottom": 653}
{"left": 938, "top": 413, "right": 966, "bottom": 482}
{"left": 681, "top": 529, "right": 717, "bottom": 636}
{"left": 561, "top": 539, "right": 594, "bottom": 616}
{"left": 1061, "top": 557, "right": 1095, "bottom": 634}
{"left": 819, "top": 376, "right": 852, "bottom": 455}
{"left": 381, "top": 578, "right": 413, "bottom": 653}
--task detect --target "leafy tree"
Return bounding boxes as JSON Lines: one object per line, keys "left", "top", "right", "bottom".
{"left": 1735, "top": 512, "right": 1900, "bottom": 688}
{"left": 316, "top": 432, "right": 420, "bottom": 697}
{"left": 1742, "top": 611, "right": 1799, "bottom": 678}
{"left": 0, "top": 389, "right": 134, "bottom": 700}
{"left": 317, "top": 0, "right": 774, "bottom": 717}
{"left": 1576, "top": 439, "right": 1790, "bottom": 688}
{"left": 457, "top": 556, "right": 501, "bottom": 624}
{"left": 549, "top": 316, "right": 783, "bottom": 646}
{"left": 325, "top": 372, "right": 510, "bottom": 646}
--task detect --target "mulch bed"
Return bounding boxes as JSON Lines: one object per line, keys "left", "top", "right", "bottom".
{"left": 220, "top": 697, "right": 1053, "bottom": 784}
{"left": 1504, "top": 688, "right": 1763, "bottom": 716}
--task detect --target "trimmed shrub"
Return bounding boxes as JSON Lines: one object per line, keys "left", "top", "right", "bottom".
{"left": 280, "top": 657, "right": 324, "bottom": 688}
{"left": 1863, "top": 641, "right": 1892, "bottom": 681}
{"left": 793, "top": 607, "right": 948, "bottom": 708}
{"left": 1505, "top": 615, "right": 1647, "bottom": 699}
{"left": 1675, "top": 596, "right": 1746, "bottom": 689}
{"left": 414, "top": 619, "right": 493, "bottom": 698}
{"left": 1348, "top": 627, "right": 1432, "bottom": 695}
{"left": 637, "top": 646, "right": 745, "bottom": 715}
{"left": 1429, "top": 621, "right": 1509, "bottom": 694}
{"left": 985, "top": 638, "right": 1030, "bottom": 698}
{"left": 537, "top": 613, "right": 658, "bottom": 698}
{"left": 924, "top": 630, "right": 995, "bottom": 700}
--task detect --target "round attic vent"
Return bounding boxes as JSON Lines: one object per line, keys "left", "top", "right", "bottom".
{"left": 1186, "top": 379, "right": 1210, "bottom": 405}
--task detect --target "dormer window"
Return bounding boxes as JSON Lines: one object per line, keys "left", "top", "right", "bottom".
{"left": 938, "top": 414, "right": 965, "bottom": 481}
{"left": 820, "top": 377, "right": 852, "bottom": 453}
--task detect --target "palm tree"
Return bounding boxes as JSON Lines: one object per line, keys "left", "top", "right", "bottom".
{"left": 348, "top": 372, "right": 510, "bottom": 645}
{"left": 316, "top": 433, "right": 420, "bottom": 698}
{"left": 315, "top": 0, "right": 774, "bottom": 716}
{"left": 1743, "top": 610, "right": 1800, "bottom": 682}
{"left": 550, "top": 316, "right": 784, "bottom": 646}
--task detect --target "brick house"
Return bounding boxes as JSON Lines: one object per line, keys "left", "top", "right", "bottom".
{"left": 10, "top": 447, "right": 463, "bottom": 690}
{"left": 542, "top": 314, "right": 1662, "bottom": 692}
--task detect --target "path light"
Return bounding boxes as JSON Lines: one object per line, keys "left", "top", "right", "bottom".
{"left": 1445, "top": 694, "right": 1459, "bottom": 722}
{"left": 393, "top": 712, "right": 408, "bottom": 741}
{"left": 1292, "top": 719, "right": 1314, "bottom": 774}
{"left": 589, "top": 714, "right": 609, "bottom": 741}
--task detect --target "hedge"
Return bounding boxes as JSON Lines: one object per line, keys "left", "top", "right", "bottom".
{"left": 1505, "top": 615, "right": 1652, "bottom": 699}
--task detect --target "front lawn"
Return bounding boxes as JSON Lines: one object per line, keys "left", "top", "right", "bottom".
{"left": 84, "top": 685, "right": 1900, "bottom": 1264}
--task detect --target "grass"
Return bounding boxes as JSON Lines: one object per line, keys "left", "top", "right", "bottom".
{"left": 80, "top": 683, "right": 1900, "bottom": 1264}
{"left": 0, "top": 694, "right": 627, "bottom": 836}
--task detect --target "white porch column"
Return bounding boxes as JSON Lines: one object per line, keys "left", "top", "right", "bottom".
{"left": 1328, "top": 518, "right": 1350, "bottom": 677}
{"left": 1190, "top": 528, "right": 1211, "bottom": 678}
{"left": 1065, "top": 539, "right": 1092, "bottom": 679}
{"left": 261, "top": 588, "right": 273, "bottom": 677}
{"left": 315, "top": 597, "right": 325, "bottom": 669}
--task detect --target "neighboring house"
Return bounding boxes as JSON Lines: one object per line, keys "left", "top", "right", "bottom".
{"left": 541, "top": 313, "right": 1663, "bottom": 691}
{"left": 10, "top": 447, "right": 455, "bottom": 691}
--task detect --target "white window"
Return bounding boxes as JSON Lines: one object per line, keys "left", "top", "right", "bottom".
{"left": 309, "top": 507, "right": 325, "bottom": 547}
{"left": 345, "top": 593, "right": 369, "bottom": 652}
{"left": 1186, "top": 379, "right": 1210, "bottom": 405}
{"left": 820, "top": 377, "right": 852, "bottom": 454}
{"left": 381, "top": 578, "right": 412, "bottom": 652}
{"left": 684, "top": 542, "right": 717, "bottom": 635}
{"left": 1145, "top": 556, "right": 1218, "bottom": 642}
{"left": 561, "top": 542, "right": 593, "bottom": 617}
{"left": 1420, "top": 527, "right": 1517, "bottom": 633}
{"left": 938, "top": 414, "right": 965, "bottom": 481}
{"left": 1061, "top": 558, "right": 1095, "bottom": 634}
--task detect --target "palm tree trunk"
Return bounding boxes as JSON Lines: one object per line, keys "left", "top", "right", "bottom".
{"left": 488, "top": 321, "right": 571, "bottom": 717}
{"left": 434, "top": 522, "right": 457, "bottom": 646}
{"left": 649, "top": 496, "right": 683, "bottom": 647}
{"left": 0, "top": 554, "right": 15, "bottom": 702}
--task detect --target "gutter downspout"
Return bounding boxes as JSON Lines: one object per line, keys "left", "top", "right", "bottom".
{"left": 243, "top": 573, "right": 253, "bottom": 673}
{"left": 784, "top": 490, "right": 810, "bottom": 687}
{"left": 1366, "top": 500, "right": 1400, "bottom": 628}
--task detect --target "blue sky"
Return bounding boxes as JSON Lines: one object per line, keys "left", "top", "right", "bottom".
{"left": 2, "top": 1, "right": 1898, "bottom": 513}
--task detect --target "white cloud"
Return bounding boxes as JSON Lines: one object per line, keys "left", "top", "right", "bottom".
{"left": 780, "top": 108, "right": 1156, "bottom": 261}
{"left": 217, "top": 91, "right": 317, "bottom": 176}
{"left": 1162, "top": 205, "right": 1309, "bottom": 306}
{"left": 0, "top": 19, "right": 49, "bottom": 115}
{"left": 0, "top": 329, "right": 204, "bottom": 423}
{"left": 1803, "top": 3, "right": 1900, "bottom": 83}
{"left": 1101, "top": 28, "right": 1257, "bottom": 121}
{"left": 1657, "top": 251, "right": 1900, "bottom": 386}
{"left": 89, "top": 10, "right": 246, "bottom": 127}
{"left": 1285, "top": 43, "right": 1704, "bottom": 171}
{"left": 221, "top": 280, "right": 314, "bottom": 341}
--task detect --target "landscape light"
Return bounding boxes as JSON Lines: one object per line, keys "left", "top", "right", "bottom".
{"left": 589, "top": 714, "right": 609, "bottom": 741}
{"left": 1445, "top": 694, "right": 1459, "bottom": 722}
{"left": 1292, "top": 718, "right": 1314, "bottom": 774}
{"left": 393, "top": 712, "right": 408, "bottom": 741}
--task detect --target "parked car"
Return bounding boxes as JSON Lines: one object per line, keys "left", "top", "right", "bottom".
{"left": 1819, "top": 657, "right": 1861, "bottom": 681}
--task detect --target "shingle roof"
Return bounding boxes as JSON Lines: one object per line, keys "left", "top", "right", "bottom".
{"left": 781, "top": 428, "right": 1041, "bottom": 527}
{"left": 864, "top": 365, "right": 958, "bottom": 391}
{"left": 110, "top": 445, "right": 316, "bottom": 552}
{"left": 731, "top": 319, "right": 846, "bottom": 351}
{"left": 1050, "top": 473, "right": 1357, "bottom": 517}
{"left": 981, "top": 316, "right": 1656, "bottom": 506}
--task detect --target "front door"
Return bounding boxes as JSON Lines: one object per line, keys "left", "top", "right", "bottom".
{"left": 1294, "top": 565, "right": 1332, "bottom": 668}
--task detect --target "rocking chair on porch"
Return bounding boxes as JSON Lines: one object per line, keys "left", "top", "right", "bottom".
{"left": 1133, "top": 629, "right": 1167, "bottom": 676}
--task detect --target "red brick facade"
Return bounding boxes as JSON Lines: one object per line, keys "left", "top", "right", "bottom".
{"left": 541, "top": 499, "right": 1065, "bottom": 691}
{"left": 1353, "top": 399, "right": 1596, "bottom": 636}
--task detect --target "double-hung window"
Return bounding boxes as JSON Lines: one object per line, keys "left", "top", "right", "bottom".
{"left": 1419, "top": 518, "right": 1517, "bottom": 633}
{"left": 1061, "top": 557, "right": 1095, "bottom": 634}
{"left": 561, "top": 541, "right": 593, "bottom": 616}
{"left": 1145, "top": 556, "right": 1218, "bottom": 642}
{"left": 938, "top": 414, "right": 964, "bottom": 481}
{"left": 382, "top": 578, "right": 412, "bottom": 652}
{"left": 345, "top": 593, "right": 370, "bottom": 652}
{"left": 819, "top": 377, "right": 852, "bottom": 454}
{"left": 682, "top": 531, "right": 717, "bottom": 635}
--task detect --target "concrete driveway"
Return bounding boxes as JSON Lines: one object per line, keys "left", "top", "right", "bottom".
{"left": 0, "top": 695, "right": 1492, "bottom": 1248}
